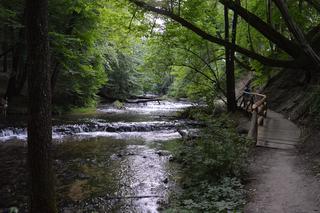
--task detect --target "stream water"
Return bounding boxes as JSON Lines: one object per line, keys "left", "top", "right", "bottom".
{"left": 0, "top": 100, "right": 195, "bottom": 212}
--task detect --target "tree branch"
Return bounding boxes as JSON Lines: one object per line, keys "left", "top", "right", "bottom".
{"left": 129, "top": 0, "right": 300, "bottom": 69}
{"left": 176, "top": 47, "right": 221, "bottom": 83}
{"left": 175, "top": 64, "right": 214, "bottom": 83}
{"left": 235, "top": 57, "right": 254, "bottom": 71}
{"left": 273, "top": 0, "right": 320, "bottom": 70}
{"left": 175, "top": 63, "right": 227, "bottom": 96}
{"left": 219, "top": 0, "right": 300, "bottom": 58}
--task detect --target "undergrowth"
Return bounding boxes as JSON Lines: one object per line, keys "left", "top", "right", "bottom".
{"left": 308, "top": 86, "right": 320, "bottom": 127}
{"left": 163, "top": 111, "right": 251, "bottom": 212}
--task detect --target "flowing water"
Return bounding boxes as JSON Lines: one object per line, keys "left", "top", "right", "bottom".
{"left": 0, "top": 100, "right": 197, "bottom": 212}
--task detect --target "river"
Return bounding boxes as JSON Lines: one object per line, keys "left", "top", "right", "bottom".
{"left": 0, "top": 100, "right": 196, "bottom": 212}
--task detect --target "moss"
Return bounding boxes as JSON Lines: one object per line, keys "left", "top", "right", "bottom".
{"left": 68, "top": 106, "right": 97, "bottom": 115}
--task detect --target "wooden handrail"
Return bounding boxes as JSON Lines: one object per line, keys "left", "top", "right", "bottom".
{"left": 238, "top": 91, "right": 267, "bottom": 143}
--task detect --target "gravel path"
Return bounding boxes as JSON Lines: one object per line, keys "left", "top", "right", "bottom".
{"left": 245, "top": 110, "right": 320, "bottom": 212}
{"left": 245, "top": 148, "right": 320, "bottom": 213}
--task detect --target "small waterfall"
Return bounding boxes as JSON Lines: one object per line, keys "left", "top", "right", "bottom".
{"left": 0, "top": 120, "right": 201, "bottom": 142}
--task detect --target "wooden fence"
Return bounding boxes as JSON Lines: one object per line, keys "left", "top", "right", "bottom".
{"left": 238, "top": 91, "right": 267, "bottom": 143}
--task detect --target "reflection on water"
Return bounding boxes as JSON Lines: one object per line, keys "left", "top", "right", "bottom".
{"left": 0, "top": 101, "right": 193, "bottom": 212}
{"left": 75, "top": 130, "right": 181, "bottom": 142}
{"left": 54, "top": 137, "right": 172, "bottom": 212}
{"left": 115, "top": 145, "right": 170, "bottom": 213}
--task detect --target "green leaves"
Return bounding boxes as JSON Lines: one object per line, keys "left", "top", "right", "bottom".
{"left": 103, "top": 50, "right": 143, "bottom": 99}
{"left": 47, "top": 0, "right": 145, "bottom": 109}
{"left": 164, "top": 114, "right": 249, "bottom": 212}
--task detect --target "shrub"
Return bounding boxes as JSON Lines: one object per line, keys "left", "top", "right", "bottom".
{"left": 164, "top": 114, "right": 251, "bottom": 212}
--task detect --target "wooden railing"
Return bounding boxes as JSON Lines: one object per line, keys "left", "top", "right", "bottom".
{"left": 238, "top": 91, "right": 267, "bottom": 143}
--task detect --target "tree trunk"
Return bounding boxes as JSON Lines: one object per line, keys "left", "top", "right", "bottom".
{"left": 224, "top": 1, "right": 240, "bottom": 112}
{"left": 266, "top": 0, "right": 274, "bottom": 51}
{"left": 26, "top": 0, "right": 57, "bottom": 212}
{"left": 5, "top": 10, "right": 27, "bottom": 98}
{"left": 2, "top": 42, "right": 8, "bottom": 73}
{"left": 273, "top": 0, "right": 320, "bottom": 78}
{"left": 230, "top": 0, "right": 240, "bottom": 109}
{"left": 224, "top": 6, "right": 235, "bottom": 112}
{"left": 6, "top": 45, "right": 21, "bottom": 98}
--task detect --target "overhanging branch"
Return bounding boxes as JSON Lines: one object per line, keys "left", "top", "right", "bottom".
{"left": 129, "top": 0, "right": 300, "bottom": 69}
{"left": 219, "top": 0, "right": 300, "bottom": 58}
{"left": 273, "top": 0, "right": 320, "bottom": 70}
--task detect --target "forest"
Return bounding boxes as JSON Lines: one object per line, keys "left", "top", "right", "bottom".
{"left": 1, "top": 0, "right": 320, "bottom": 212}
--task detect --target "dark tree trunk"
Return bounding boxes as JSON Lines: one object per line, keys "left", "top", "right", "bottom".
{"left": 26, "top": 0, "right": 57, "bottom": 212}
{"left": 6, "top": 45, "right": 21, "bottom": 98}
{"left": 266, "top": 0, "right": 274, "bottom": 51}
{"left": 5, "top": 10, "right": 27, "bottom": 98}
{"left": 229, "top": 0, "right": 239, "bottom": 108}
{"left": 224, "top": 3, "right": 238, "bottom": 112}
{"left": 224, "top": 9, "right": 236, "bottom": 112}
{"left": 16, "top": 63, "right": 28, "bottom": 93}
{"left": 2, "top": 42, "right": 8, "bottom": 73}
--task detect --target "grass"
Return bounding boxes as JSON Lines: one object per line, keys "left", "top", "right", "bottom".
{"left": 68, "top": 106, "right": 97, "bottom": 115}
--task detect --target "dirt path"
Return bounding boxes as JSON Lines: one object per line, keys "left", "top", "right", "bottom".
{"left": 245, "top": 110, "right": 320, "bottom": 213}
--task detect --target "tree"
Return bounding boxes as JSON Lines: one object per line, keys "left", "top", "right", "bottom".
{"left": 26, "top": 0, "right": 57, "bottom": 211}
{"left": 128, "top": 0, "right": 320, "bottom": 111}
{"left": 128, "top": 0, "right": 298, "bottom": 68}
{"left": 224, "top": 4, "right": 237, "bottom": 112}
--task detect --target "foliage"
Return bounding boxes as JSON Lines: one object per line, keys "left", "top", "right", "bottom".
{"left": 49, "top": 0, "right": 129, "bottom": 109}
{"left": 103, "top": 49, "right": 143, "bottom": 100}
{"left": 163, "top": 113, "right": 251, "bottom": 212}
{"left": 137, "top": 38, "right": 175, "bottom": 95}
{"left": 165, "top": 178, "right": 245, "bottom": 213}
{"left": 126, "top": 0, "right": 320, "bottom": 108}
{"left": 0, "top": 0, "right": 147, "bottom": 111}
{"left": 307, "top": 86, "right": 320, "bottom": 127}
{"left": 113, "top": 100, "right": 125, "bottom": 109}
{"left": 3, "top": 0, "right": 319, "bottom": 111}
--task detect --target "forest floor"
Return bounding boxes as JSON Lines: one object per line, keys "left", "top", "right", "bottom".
{"left": 244, "top": 110, "right": 320, "bottom": 212}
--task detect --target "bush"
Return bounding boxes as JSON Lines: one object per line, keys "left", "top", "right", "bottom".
{"left": 165, "top": 178, "right": 245, "bottom": 213}
{"left": 164, "top": 114, "right": 251, "bottom": 212}
{"left": 113, "top": 100, "right": 125, "bottom": 109}
{"left": 174, "top": 115, "right": 250, "bottom": 180}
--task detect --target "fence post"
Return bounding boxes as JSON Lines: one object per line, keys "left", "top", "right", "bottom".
{"left": 248, "top": 110, "right": 258, "bottom": 143}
